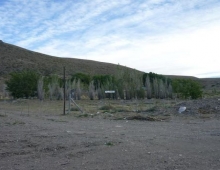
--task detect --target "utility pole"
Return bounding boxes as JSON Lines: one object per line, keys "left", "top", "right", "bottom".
{"left": 63, "top": 66, "right": 66, "bottom": 115}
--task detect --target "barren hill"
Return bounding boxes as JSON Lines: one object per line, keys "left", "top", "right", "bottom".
{"left": 0, "top": 40, "right": 129, "bottom": 77}
{"left": 165, "top": 75, "right": 198, "bottom": 80}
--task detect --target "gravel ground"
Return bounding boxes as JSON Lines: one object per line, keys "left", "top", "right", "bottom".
{"left": 1, "top": 99, "right": 220, "bottom": 170}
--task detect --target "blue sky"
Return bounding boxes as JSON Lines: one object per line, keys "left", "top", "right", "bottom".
{"left": 1, "top": 0, "right": 220, "bottom": 78}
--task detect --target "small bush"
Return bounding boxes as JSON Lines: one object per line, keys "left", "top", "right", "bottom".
{"left": 105, "top": 142, "right": 114, "bottom": 146}
{"left": 117, "top": 108, "right": 130, "bottom": 112}
{"left": 99, "top": 105, "right": 115, "bottom": 110}
{"left": 71, "top": 107, "right": 79, "bottom": 111}
{"left": 0, "top": 114, "right": 7, "bottom": 117}
{"left": 146, "top": 106, "right": 157, "bottom": 112}
{"left": 126, "top": 115, "right": 156, "bottom": 121}
{"left": 77, "top": 113, "right": 88, "bottom": 117}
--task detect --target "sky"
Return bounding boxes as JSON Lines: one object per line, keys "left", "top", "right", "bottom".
{"left": 0, "top": 0, "right": 220, "bottom": 78}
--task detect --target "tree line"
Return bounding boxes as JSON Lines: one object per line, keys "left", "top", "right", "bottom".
{"left": 5, "top": 68, "right": 203, "bottom": 100}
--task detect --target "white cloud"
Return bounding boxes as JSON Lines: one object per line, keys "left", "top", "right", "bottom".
{"left": 0, "top": 0, "right": 220, "bottom": 77}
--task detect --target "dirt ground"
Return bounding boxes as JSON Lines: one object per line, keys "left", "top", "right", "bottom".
{"left": 0, "top": 99, "right": 220, "bottom": 170}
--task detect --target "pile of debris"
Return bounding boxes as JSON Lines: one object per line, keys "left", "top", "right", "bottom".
{"left": 175, "top": 98, "right": 220, "bottom": 115}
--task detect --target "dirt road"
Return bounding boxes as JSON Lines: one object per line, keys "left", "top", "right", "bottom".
{"left": 1, "top": 103, "right": 220, "bottom": 170}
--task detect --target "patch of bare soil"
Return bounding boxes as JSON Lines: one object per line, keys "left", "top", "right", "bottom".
{"left": 0, "top": 99, "right": 220, "bottom": 170}
{"left": 175, "top": 98, "right": 220, "bottom": 118}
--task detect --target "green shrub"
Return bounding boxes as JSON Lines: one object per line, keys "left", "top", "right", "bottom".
{"left": 71, "top": 73, "right": 91, "bottom": 86}
{"left": 172, "top": 79, "right": 202, "bottom": 99}
{"left": 6, "top": 70, "right": 40, "bottom": 98}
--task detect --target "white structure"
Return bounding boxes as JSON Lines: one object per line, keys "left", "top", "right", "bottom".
{"left": 178, "top": 106, "right": 186, "bottom": 113}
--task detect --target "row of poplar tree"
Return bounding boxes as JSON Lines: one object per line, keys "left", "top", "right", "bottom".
{"left": 5, "top": 68, "right": 202, "bottom": 100}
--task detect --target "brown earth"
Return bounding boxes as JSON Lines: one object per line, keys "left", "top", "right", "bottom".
{"left": 0, "top": 98, "right": 220, "bottom": 170}
{"left": 0, "top": 40, "right": 137, "bottom": 77}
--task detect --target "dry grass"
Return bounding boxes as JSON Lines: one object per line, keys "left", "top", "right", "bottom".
{"left": 0, "top": 99, "right": 64, "bottom": 115}
{"left": 0, "top": 98, "right": 177, "bottom": 121}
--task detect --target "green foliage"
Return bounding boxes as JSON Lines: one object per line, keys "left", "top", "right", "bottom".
{"left": 44, "top": 75, "right": 63, "bottom": 100}
{"left": 172, "top": 79, "right": 203, "bottom": 99}
{"left": 44, "top": 75, "right": 62, "bottom": 88}
{"left": 143, "top": 72, "right": 171, "bottom": 86}
{"left": 136, "top": 88, "right": 145, "bottom": 99}
{"left": 71, "top": 73, "right": 91, "bottom": 86}
{"left": 92, "top": 75, "right": 114, "bottom": 89}
{"left": 143, "top": 72, "right": 173, "bottom": 99}
{"left": 37, "top": 76, "right": 44, "bottom": 100}
{"left": 145, "top": 75, "right": 152, "bottom": 99}
{"left": 6, "top": 70, "right": 40, "bottom": 98}
{"left": 115, "top": 66, "right": 143, "bottom": 99}
{"left": 105, "top": 141, "right": 114, "bottom": 146}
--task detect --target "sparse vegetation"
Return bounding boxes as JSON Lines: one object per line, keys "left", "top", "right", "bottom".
{"left": 146, "top": 106, "right": 157, "bottom": 112}
{"left": 105, "top": 142, "right": 114, "bottom": 146}
{"left": 77, "top": 113, "right": 89, "bottom": 118}
{"left": 12, "top": 120, "right": 25, "bottom": 125}
{"left": 99, "top": 105, "right": 115, "bottom": 111}
{"left": 0, "top": 41, "right": 219, "bottom": 169}
{"left": 126, "top": 115, "right": 156, "bottom": 121}
{"left": 0, "top": 113, "right": 7, "bottom": 117}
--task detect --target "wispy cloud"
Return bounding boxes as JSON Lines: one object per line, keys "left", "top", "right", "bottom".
{"left": 0, "top": 0, "right": 220, "bottom": 77}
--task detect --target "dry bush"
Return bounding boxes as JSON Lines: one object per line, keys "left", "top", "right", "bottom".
{"left": 37, "top": 76, "right": 44, "bottom": 100}
{"left": 89, "top": 81, "right": 95, "bottom": 100}
{"left": 145, "top": 75, "right": 152, "bottom": 99}
{"left": 99, "top": 105, "right": 115, "bottom": 110}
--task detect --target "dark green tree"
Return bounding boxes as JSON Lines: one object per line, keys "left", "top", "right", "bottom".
{"left": 92, "top": 75, "right": 114, "bottom": 90}
{"left": 172, "top": 79, "right": 202, "bottom": 99}
{"left": 6, "top": 70, "right": 40, "bottom": 98}
{"left": 71, "top": 73, "right": 91, "bottom": 86}
{"left": 143, "top": 72, "right": 171, "bottom": 86}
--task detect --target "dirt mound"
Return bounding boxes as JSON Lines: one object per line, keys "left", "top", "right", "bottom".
{"left": 175, "top": 98, "right": 220, "bottom": 115}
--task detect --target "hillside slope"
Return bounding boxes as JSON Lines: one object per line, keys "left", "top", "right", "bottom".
{"left": 0, "top": 40, "right": 127, "bottom": 77}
